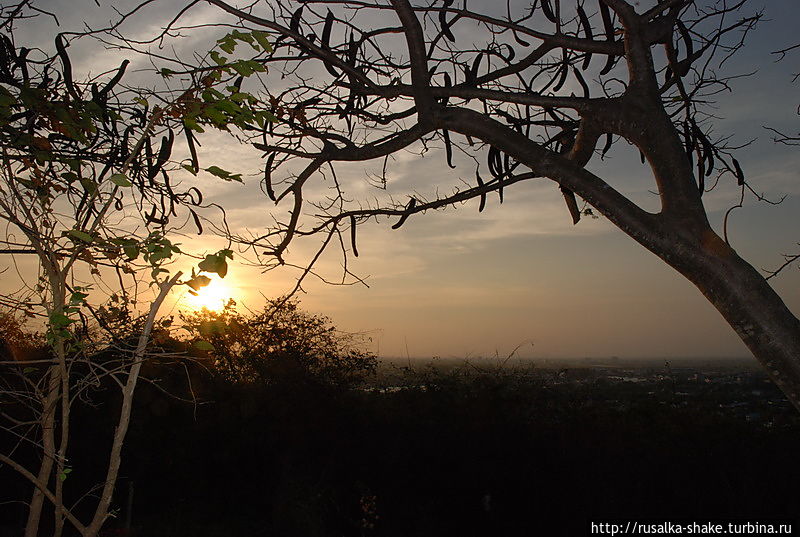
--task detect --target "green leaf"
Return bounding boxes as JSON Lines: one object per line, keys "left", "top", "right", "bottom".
{"left": 198, "top": 254, "right": 228, "bottom": 278}
{"left": 202, "top": 166, "right": 243, "bottom": 183}
{"left": 182, "top": 164, "right": 198, "bottom": 175}
{"left": 218, "top": 36, "right": 236, "bottom": 54}
{"left": 23, "top": 367, "right": 37, "bottom": 374}
{"left": 183, "top": 117, "right": 205, "bottom": 133}
{"left": 186, "top": 274, "right": 212, "bottom": 291}
{"left": 68, "top": 229, "right": 94, "bottom": 243}
{"left": 109, "top": 173, "right": 132, "bottom": 187}
{"left": 50, "top": 312, "right": 74, "bottom": 329}
{"left": 59, "top": 468, "right": 72, "bottom": 482}
{"left": 210, "top": 51, "right": 227, "bottom": 66}
{"left": 160, "top": 68, "right": 175, "bottom": 78}
{"left": 253, "top": 31, "right": 273, "bottom": 53}
{"left": 79, "top": 178, "right": 97, "bottom": 193}
{"left": 194, "top": 340, "right": 215, "bottom": 351}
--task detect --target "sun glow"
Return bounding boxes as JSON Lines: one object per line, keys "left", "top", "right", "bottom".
{"left": 184, "top": 277, "right": 236, "bottom": 312}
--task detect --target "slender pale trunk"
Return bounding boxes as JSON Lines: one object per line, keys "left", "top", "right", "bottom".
{"left": 83, "top": 273, "right": 181, "bottom": 537}
{"left": 53, "top": 323, "right": 70, "bottom": 537}
{"left": 23, "top": 365, "right": 60, "bottom": 537}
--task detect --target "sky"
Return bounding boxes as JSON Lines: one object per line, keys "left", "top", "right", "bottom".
{"left": 5, "top": 0, "right": 800, "bottom": 361}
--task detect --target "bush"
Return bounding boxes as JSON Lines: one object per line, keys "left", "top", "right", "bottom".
{"left": 180, "top": 297, "right": 377, "bottom": 388}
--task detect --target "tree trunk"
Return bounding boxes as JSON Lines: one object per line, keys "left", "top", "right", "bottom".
{"left": 24, "top": 366, "right": 60, "bottom": 537}
{"left": 84, "top": 273, "right": 181, "bottom": 537}
{"left": 657, "top": 227, "right": 800, "bottom": 411}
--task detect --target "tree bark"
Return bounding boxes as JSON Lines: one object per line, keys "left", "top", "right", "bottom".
{"left": 655, "top": 228, "right": 800, "bottom": 411}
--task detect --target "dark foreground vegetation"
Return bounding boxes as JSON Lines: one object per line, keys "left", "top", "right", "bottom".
{"left": 3, "top": 308, "right": 800, "bottom": 537}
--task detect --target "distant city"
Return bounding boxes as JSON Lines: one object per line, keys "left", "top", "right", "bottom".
{"left": 374, "top": 357, "right": 798, "bottom": 427}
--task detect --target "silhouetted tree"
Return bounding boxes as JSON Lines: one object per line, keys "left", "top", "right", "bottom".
{"left": 103, "top": 0, "right": 797, "bottom": 409}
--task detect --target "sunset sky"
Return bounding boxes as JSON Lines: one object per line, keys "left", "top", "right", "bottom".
{"left": 7, "top": 0, "right": 800, "bottom": 361}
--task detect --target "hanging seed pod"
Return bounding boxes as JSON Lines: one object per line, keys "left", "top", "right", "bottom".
{"left": 468, "top": 53, "right": 483, "bottom": 84}
{"left": 540, "top": 0, "right": 558, "bottom": 24}
{"left": 190, "top": 208, "right": 203, "bottom": 234}
{"left": 97, "top": 59, "right": 129, "bottom": 100}
{"left": 488, "top": 146, "right": 502, "bottom": 177}
{"left": 476, "top": 171, "right": 487, "bottom": 212}
{"left": 577, "top": 4, "right": 593, "bottom": 70}
{"left": 290, "top": 5, "right": 303, "bottom": 33}
{"left": 552, "top": 63, "right": 569, "bottom": 92}
{"left": 732, "top": 157, "right": 745, "bottom": 186}
{"left": 503, "top": 44, "right": 515, "bottom": 62}
{"left": 443, "top": 129, "right": 456, "bottom": 169}
{"left": 601, "top": 133, "right": 613, "bottom": 158}
{"left": 321, "top": 10, "right": 339, "bottom": 76}
{"left": 350, "top": 215, "right": 359, "bottom": 257}
{"left": 150, "top": 130, "right": 174, "bottom": 181}
{"left": 573, "top": 67, "right": 589, "bottom": 98}
{"left": 677, "top": 20, "right": 693, "bottom": 61}
{"left": 513, "top": 30, "right": 530, "bottom": 47}
{"left": 184, "top": 125, "right": 198, "bottom": 174}
{"left": 439, "top": 0, "right": 456, "bottom": 42}
{"left": 55, "top": 34, "right": 80, "bottom": 100}
{"left": 598, "top": 2, "right": 616, "bottom": 75}
{"left": 264, "top": 153, "right": 277, "bottom": 202}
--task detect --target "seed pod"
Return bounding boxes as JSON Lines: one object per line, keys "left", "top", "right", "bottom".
{"left": 392, "top": 198, "right": 417, "bottom": 229}
{"left": 290, "top": 5, "right": 303, "bottom": 33}
{"left": 598, "top": 2, "right": 616, "bottom": 75}
{"left": 577, "top": 5, "right": 593, "bottom": 70}
{"left": 503, "top": 44, "right": 515, "bottom": 62}
{"left": 601, "top": 133, "right": 613, "bottom": 159}
{"left": 468, "top": 53, "right": 483, "bottom": 84}
{"left": 732, "top": 158, "right": 744, "bottom": 186}
{"left": 599, "top": 1, "right": 614, "bottom": 40}
{"left": 488, "top": 146, "right": 502, "bottom": 178}
{"left": 552, "top": 63, "right": 569, "bottom": 92}
{"left": 573, "top": 67, "right": 589, "bottom": 98}
{"left": 55, "top": 34, "right": 80, "bottom": 100}
{"left": 98, "top": 59, "right": 129, "bottom": 100}
{"left": 184, "top": 125, "right": 198, "bottom": 174}
{"left": 264, "top": 153, "right": 277, "bottom": 202}
{"left": 676, "top": 20, "right": 693, "bottom": 61}
{"left": 439, "top": 0, "right": 456, "bottom": 42}
{"left": 321, "top": 10, "right": 339, "bottom": 76}
{"left": 476, "top": 171, "right": 487, "bottom": 213}
{"left": 190, "top": 208, "right": 203, "bottom": 234}
{"left": 443, "top": 129, "right": 456, "bottom": 169}
{"left": 540, "top": 0, "right": 558, "bottom": 24}
{"left": 150, "top": 129, "right": 174, "bottom": 181}
{"left": 350, "top": 215, "right": 359, "bottom": 257}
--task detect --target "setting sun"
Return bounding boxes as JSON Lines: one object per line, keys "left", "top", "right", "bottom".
{"left": 183, "top": 277, "right": 236, "bottom": 311}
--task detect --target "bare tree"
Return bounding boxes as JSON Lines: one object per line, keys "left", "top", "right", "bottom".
{"left": 102, "top": 0, "right": 795, "bottom": 410}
